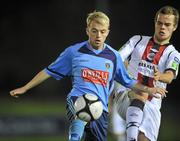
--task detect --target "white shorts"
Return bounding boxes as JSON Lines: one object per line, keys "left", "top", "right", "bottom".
{"left": 139, "top": 100, "right": 161, "bottom": 141}
{"left": 114, "top": 91, "right": 161, "bottom": 141}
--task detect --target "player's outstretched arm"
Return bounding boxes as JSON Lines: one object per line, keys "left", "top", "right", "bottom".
{"left": 154, "top": 67, "right": 174, "bottom": 84}
{"left": 10, "top": 70, "right": 50, "bottom": 98}
{"left": 131, "top": 83, "right": 168, "bottom": 99}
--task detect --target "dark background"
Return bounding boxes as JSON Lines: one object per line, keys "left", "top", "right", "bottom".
{"left": 0, "top": 0, "right": 180, "bottom": 140}
{"left": 1, "top": 0, "right": 180, "bottom": 100}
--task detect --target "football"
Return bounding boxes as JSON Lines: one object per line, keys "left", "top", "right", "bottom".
{"left": 74, "top": 94, "right": 103, "bottom": 122}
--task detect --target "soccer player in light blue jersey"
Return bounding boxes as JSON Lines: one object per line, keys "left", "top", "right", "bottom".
{"left": 10, "top": 11, "right": 167, "bottom": 141}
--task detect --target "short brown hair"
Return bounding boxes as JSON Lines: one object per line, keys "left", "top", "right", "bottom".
{"left": 155, "top": 6, "right": 179, "bottom": 28}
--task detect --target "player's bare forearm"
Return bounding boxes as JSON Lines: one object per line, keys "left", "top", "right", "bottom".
{"left": 154, "top": 70, "right": 174, "bottom": 84}
{"left": 131, "top": 83, "right": 151, "bottom": 94}
{"left": 10, "top": 70, "right": 50, "bottom": 98}
{"left": 154, "top": 67, "right": 174, "bottom": 84}
{"left": 131, "top": 83, "right": 167, "bottom": 98}
{"left": 24, "top": 70, "right": 50, "bottom": 90}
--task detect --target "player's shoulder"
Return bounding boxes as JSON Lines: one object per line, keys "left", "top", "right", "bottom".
{"left": 105, "top": 43, "right": 120, "bottom": 56}
{"left": 128, "top": 35, "right": 151, "bottom": 44}
{"left": 166, "top": 44, "right": 178, "bottom": 51}
{"left": 63, "top": 41, "right": 88, "bottom": 55}
{"left": 130, "top": 35, "right": 151, "bottom": 40}
{"left": 162, "top": 44, "right": 180, "bottom": 62}
{"left": 164, "top": 44, "right": 179, "bottom": 55}
{"left": 105, "top": 44, "right": 124, "bottom": 62}
{"left": 168, "top": 46, "right": 180, "bottom": 57}
{"left": 67, "top": 41, "right": 87, "bottom": 50}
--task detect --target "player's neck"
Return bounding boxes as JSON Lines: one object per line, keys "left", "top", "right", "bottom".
{"left": 153, "top": 36, "right": 170, "bottom": 45}
{"left": 88, "top": 41, "right": 104, "bottom": 50}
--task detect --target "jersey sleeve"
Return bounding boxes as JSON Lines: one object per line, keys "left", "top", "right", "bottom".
{"left": 166, "top": 51, "right": 180, "bottom": 78}
{"left": 44, "top": 47, "right": 72, "bottom": 80}
{"left": 118, "top": 35, "right": 141, "bottom": 61}
{"left": 114, "top": 53, "right": 137, "bottom": 88}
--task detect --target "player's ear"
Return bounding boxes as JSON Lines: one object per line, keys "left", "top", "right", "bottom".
{"left": 86, "top": 27, "right": 89, "bottom": 35}
{"left": 107, "top": 29, "right": 110, "bottom": 36}
{"left": 173, "top": 23, "right": 178, "bottom": 31}
{"left": 172, "top": 26, "right": 176, "bottom": 32}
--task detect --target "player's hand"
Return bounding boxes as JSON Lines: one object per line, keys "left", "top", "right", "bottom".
{"left": 154, "top": 66, "right": 161, "bottom": 81}
{"left": 148, "top": 87, "right": 168, "bottom": 98}
{"left": 10, "top": 87, "right": 27, "bottom": 98}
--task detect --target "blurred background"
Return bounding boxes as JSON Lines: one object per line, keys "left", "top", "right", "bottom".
{"left": 0, "top": 0, "right": 180, "bottom": 141}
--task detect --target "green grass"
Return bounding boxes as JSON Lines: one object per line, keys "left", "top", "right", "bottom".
{"left": 0, "top": 98, "right": 116, "bottom": 141}
{"left": 0, "top": 98, "right": 180, "bottom": 140}
{"left": 0, "top": 136, "right": 115, "bottom": 141}
{"left": 0, "top": 136, "right": 67, "bottom": 141}
{"left": 0, "top": 98, "right": 65, "bottom": 116}
{"left": 0, "top": 98, "right": 67, "bottom": 141}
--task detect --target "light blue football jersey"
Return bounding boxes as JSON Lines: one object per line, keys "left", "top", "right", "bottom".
{"left": 44, "top": 41, "right": 136, "bottom": 112}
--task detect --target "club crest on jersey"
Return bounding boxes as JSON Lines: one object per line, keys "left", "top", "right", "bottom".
{"left": 147, "top": 48, "right": 158, "bottom": 61}
{"left": 81, "top": 69, "right": 109, "bottom": 86}
{"left": 105, "top": 62, "right": 110, "bottom": 69}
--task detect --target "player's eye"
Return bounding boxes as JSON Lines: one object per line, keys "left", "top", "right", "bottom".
{"left": 91, "top": 29, "right": 97, "bottom": 34}
{"left": 157, "top": 21, "right": 172, "bottom": 27}
{"left": 101, "top": 30, "right": 106, "bottom": 34}
{"left": 164, "top": 23, "right": 171, "bottom": 27}
{"left": 157, "top": 21, "right": 163, "bottom": 26}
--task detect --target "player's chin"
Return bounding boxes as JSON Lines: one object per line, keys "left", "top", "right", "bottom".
{"left": 157, "top": 35, "right": 168, "bottom": 41}
{"left": 95, "top": 43, "right": 104, "bottom": 49}
{"left": 95, "top": 40, "right": 103, "bottom": 45}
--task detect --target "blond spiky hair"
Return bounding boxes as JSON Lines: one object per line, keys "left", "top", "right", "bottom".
{"left": 86, "top": 11, "right": 110, "bottom": 28}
